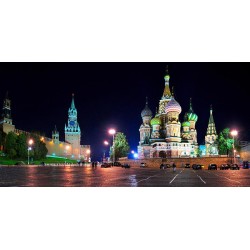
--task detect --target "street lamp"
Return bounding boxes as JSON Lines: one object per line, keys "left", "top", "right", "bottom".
{"left": 231, "top": 130, "right": 238, "bottom": 164}
{"left": 86, "top": 149, "right": 91, "bottom": 162}
{"left": 103, "top": 140, "right": 109, "bottom": 162}
{"left": 108, "top": 129, "right": 116, "bottom": 165}
{"left": 27, "top": 139, "right": 34, "bottom": 165}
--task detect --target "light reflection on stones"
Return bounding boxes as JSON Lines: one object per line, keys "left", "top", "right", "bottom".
{"left": 129, "top": 175, "right": 138, "bottom": 187}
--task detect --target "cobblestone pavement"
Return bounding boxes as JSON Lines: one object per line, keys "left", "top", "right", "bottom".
{"left": 0, "top": 166, "right": 250, "bottom": 187}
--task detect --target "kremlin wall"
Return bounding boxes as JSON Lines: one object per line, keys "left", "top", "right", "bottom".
{"left": 0, "top": 93, "right": 91, "bottom": 161}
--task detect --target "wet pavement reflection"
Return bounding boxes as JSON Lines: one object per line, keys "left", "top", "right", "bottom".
{"left": 1, "top": 166, "right": 250, "bottom": 187}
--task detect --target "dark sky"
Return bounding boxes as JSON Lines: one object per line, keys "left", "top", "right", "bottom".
{"left": 0, "top": 63, "right": 249, "bottom": 160}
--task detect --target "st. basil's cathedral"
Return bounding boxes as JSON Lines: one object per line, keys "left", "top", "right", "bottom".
{"left": 138, "top": 68, "right": 218, "bottom": 159}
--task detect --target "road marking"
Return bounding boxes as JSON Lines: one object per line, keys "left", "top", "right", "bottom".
{"left": 214, "top": 173, "right": 241, "bottom": 184}
{"left": 169, "top": 174, "right": 179, "bottom": 184}
{"left": 180, "top": 170, "right": 183, "bottom": 174}
{"left": 197, "top": 175, "right": 206, "bottom": 184}
{"left": 137, "top": 174, "right": 159, "bottom": 183}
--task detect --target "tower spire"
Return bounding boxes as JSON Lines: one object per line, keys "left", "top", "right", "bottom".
{"left": 71, "top": 93, "right": 75, "bottom": 109}
{"left": 207, "top": 105, "right": 216, "bottom": 135}
{"left": 189, "top": 97, "right": 194, "bottom": 113}
{"left": 162, "top": 65, "right": 171, "bottom": 98}
{"left": 171, "top": 86, "right": 174, "bottom": 97}
{"left": 166, "top": 65, "right": 169, "bottom": 75}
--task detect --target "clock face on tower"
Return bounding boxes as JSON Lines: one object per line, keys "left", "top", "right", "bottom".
{"left": 70, "top": 121, "right": 75, "bottom": 126}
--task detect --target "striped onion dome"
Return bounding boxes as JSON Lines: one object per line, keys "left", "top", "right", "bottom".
{"left": 185, "top": 98, "right": 198, "bottom": 122}
{"left": 165, "top": 97, "right": 182, "bottom": 114}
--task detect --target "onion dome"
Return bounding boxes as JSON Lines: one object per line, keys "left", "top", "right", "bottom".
{"left": 182, "top": 121, "right": 190, "bottom": 127}
{"left": 186, "top": 98, "right": 198, "bottom": 122}
{"left": 141, "top": 97, "right": 152, "bottom": 118}
{"left": 165, "top": 97, "right": 182, "bottom": 114}
{"left": 150, "top": 117, "right": 161, "bottom": 126}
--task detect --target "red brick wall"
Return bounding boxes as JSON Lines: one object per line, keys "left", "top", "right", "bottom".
{"left": 119, "top": 157, "right": 239, "bottom": 169}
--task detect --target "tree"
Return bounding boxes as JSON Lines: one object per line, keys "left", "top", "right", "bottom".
{"left": 16, "top": 133, "right": 28, "bottom": 158}
{"left": 30, "top": 133, "right": 48, "bottom": 160}
{"left": 110, "top": 132, "right": 130, "bottom": 161}
{"left": 218, "top": 128, "right": 234, "bottom": 155}
{"left": 0, "top": 130, "right": 7, "bottom": 151}
{"left": 4, "top": 132, "right": 18, "bottom": 158}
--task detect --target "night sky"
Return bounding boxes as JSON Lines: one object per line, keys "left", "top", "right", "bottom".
{"left": 0, "top": 63, "right": 249, "bottom": 160}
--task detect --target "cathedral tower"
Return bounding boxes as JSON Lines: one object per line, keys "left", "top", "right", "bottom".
{"left": 0, "top": 92, "right": 15, "bottom": 134}
{"left": 165, "top": 95, "right": 182, "bottom": 143}
{"left": 139, "top": 97, "right": 152, "bottom": 145}
{"left": 65, "top": 94, "right": 81, "bottom": 159}
{"left": 158, "top": 66, "right": 172, "bottom": 126}
{"left": 205, "top": 105, "right": 218, "bottom": 155}
{"left": 186, "top": 98, "right": 198, "bottom": 145}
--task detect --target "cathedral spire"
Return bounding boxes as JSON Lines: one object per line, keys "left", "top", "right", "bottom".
{"left": 162, "top": 65, "right": 171, "bottom": 98}
{"left": 189, "top": 97, "right": 194, "bottom": 113}
{"left": 209, "top": 105, "right": 214, "bottom": 123}
{"left": 207, "top": 105, "right": 217, "bottom": 135}
{"left": 171, "top": 86, "right": 174, "bottom": 97}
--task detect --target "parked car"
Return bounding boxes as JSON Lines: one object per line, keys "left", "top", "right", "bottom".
{"left": 184, "top": 163, "right": 191, "bottom": 168}
{"left": 160, "top": 163, "right": 171, "bottom": 169}
{"left": 242, "top": 161, "right": 249, "bottom": 169}
{"left": 113, "top": 162, "right": 122, "bottom": 167}
{"left": 101, "top": 163, "right": 112, "bottom": 168}
{"left": 192, "top": 164, "right": 204, "bottom": 170}
{"left": 140, "top": 162, "right": 147, "bottom": 168}
{"left": 122, "top": 164, "right": 130, "bottom": 169}
{"left": 230, "top": 164, "right": 240, "bottom": 170}
{"left": 208, "top": 164, "right": 217, "bottom": 170}
{"left": 220, "top": 164, "right": 230, "bottom": 170}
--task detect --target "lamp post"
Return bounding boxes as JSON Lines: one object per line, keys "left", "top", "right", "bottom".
{"left": 231, "top": 130, "right": 238, "bottom": 164}
{"left": 108, "top": 129, "right": 116, "bottom": 166}
{"left": 103, "top": 140, "right": 109, "bottom": 162}
{"left": 86, "top": 149, "right": 91, "bottom": 163}
{"left": 27, "top": 139, "right": 34, "bottom": 165}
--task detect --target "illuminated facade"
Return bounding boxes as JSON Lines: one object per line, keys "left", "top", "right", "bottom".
{"left": 205, "top": 105, "right": 218, "bottom": 155}
{"left": 0, "top": 93, "right": 91, "bottom": 161}
{"left": 137, "top": 69, "right": 199, "bottom": 159}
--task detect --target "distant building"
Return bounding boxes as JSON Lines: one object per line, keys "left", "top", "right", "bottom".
{"left": 0, "top": 93, "right": 91, "bottom": 161}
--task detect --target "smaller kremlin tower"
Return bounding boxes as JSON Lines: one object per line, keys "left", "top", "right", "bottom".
{"left": 0, "top": 92, "right": 15, "bottom": 134}
{"left": 52, "top": 125, "right": 59, "bottom": 144}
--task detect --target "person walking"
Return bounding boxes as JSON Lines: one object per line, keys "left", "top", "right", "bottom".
{"left": 173, "top": 162, "right": 176, "bottom": 172}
